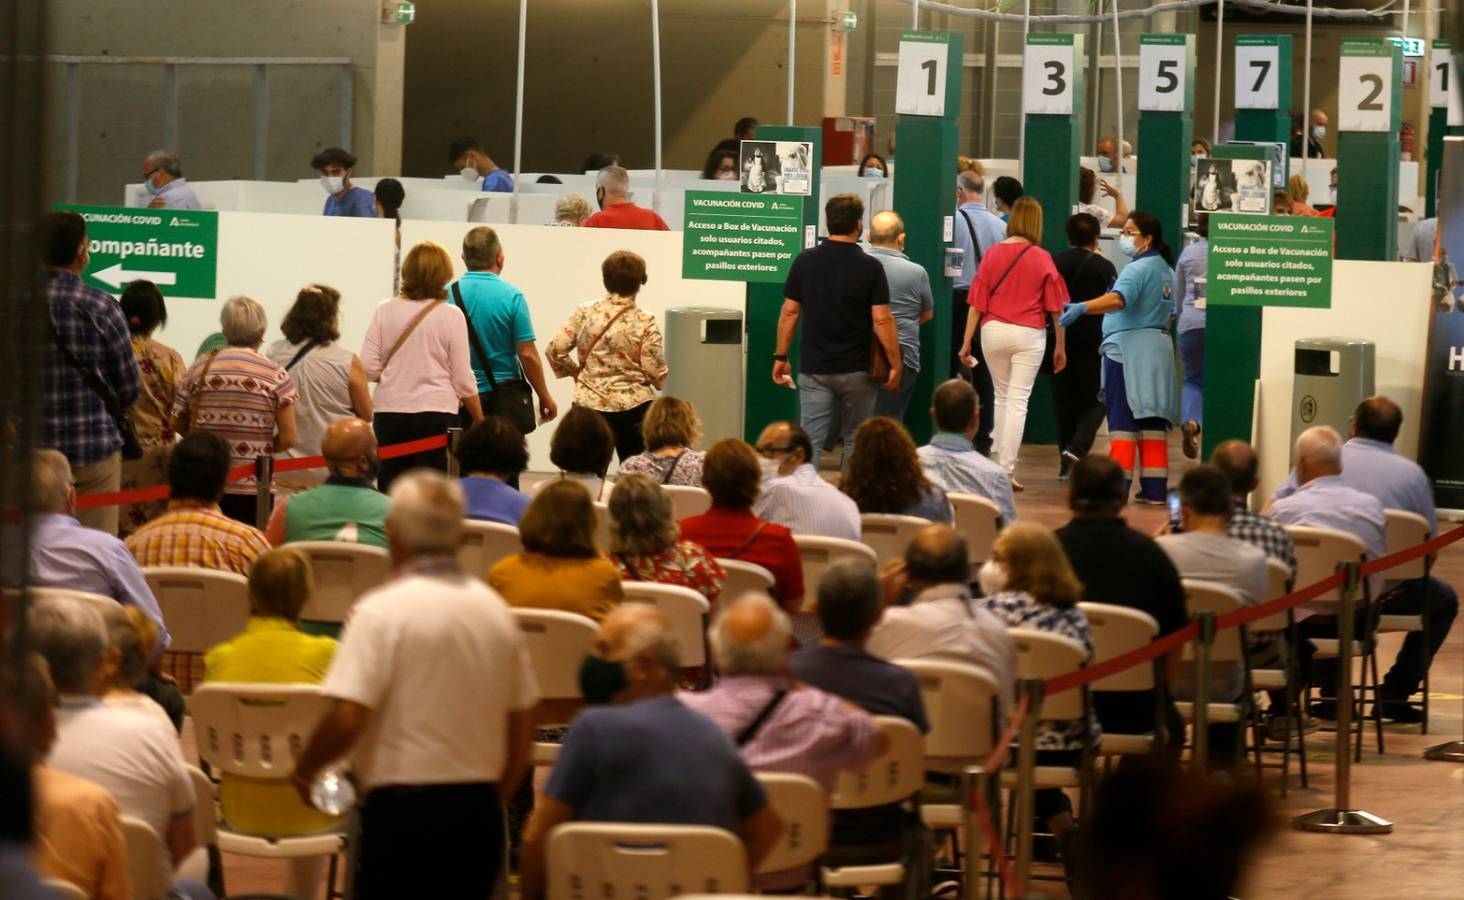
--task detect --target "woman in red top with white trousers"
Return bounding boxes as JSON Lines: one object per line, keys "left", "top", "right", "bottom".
{"left": 958, "top": 197, "right": 1069, "bottom": 489}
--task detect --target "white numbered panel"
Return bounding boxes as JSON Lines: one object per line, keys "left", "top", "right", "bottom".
{"left": 1429, "top": 47, "right": 1453, "bottom": 108}
{"left": 1234, "top": 44, "right": 1280, "bottom": 109}
{"left": 1139, "top": 42, "right": 1187, "bottom": 111}
{"left": 896, "top": 39, "right": 948, "bottom": 117}
{"left": 1338, "top": 55, "right": 1393, "bottom": 132}
{"left": 1023, "top": 43, "right": 1075, "bottom": 115}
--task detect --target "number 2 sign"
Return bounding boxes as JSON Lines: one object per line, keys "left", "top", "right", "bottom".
{"left": 1023, "top": 35, "right": 1077, "bottom": 115}
{"left": 1339, "top": 41, "right": 1398, "bottom": 133}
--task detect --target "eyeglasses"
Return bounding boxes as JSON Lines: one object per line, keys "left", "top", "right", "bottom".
{"left": 754, "top": 445, "right": 792, "bottom": 459}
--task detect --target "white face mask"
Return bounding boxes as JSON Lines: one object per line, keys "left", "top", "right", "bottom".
{"left": 758, "top": 457, "right": 782, "bottom": 480}
{"left": 977, "top": 559, "right": 1008, "bottom": 596}
{"left": 461, "top": 166, "right": 480, "bottom": 182}
{"left": 715, "top": 170, "right": 737, "bottom": 181}
{"left": 320, "top": 175, "right": 345, "bottom": 195}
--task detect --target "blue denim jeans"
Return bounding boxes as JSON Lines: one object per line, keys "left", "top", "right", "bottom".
{"left": 798, "top": 371, "right": 878, "bottom": 470}
{"left": 1179, "top": 328, "right": 1205, "bottom": 427}
{"left": 872, "top": 367, "right": 921, "bottom": 424}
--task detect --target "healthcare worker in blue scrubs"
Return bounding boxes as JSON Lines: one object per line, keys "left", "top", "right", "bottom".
{"left": 312, "top": 146, "right": 377, "bottom": 218}
{"left": 1060, "top": 210, "right": 1177, "bottom": 504}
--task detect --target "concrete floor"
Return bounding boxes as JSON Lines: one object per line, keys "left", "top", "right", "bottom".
{"left": 204, "top": 440, "right": 1464, "bottom": 899}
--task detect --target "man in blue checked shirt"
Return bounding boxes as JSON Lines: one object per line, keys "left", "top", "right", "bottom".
{"left": 39, "top": 211, "right": 141, "bottom": 534}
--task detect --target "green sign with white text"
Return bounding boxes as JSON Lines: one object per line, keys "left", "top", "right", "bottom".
{"left": 682, "top": 192, "right": 806, "bottom": 283}
{"left": 56, "top": 204, "right": 218, "bottom": 299}
{"left": 1207, "top": 214, "right": 1333, "bottom": 308}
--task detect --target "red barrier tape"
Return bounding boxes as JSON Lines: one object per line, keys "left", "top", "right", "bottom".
{"left": 72, "top": 434, "right": 450, "bottom": 510}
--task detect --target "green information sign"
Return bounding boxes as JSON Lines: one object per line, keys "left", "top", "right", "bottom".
{"left": 682, "top": 192, "right": 806, "bottom": 284}
{"left": 1207, "top": 214, "right": 1333, "bottom": 308}
{"left": 56, "top": 204, "right": 218, "bottom": 299}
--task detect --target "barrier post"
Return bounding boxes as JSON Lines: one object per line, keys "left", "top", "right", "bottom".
{"left": 1013, "top": 677, "right": 1043, "bottom": 896}
{"left": 1191, "top": 611, "right": 1215, "bottom": 773}
{"left": 446, "top": 428, "right": 464, "bottom": 478}
{"left": 253, "top": 455, "right": 274, "bottom": 531}
{"left": 1294, "top": 561, "right": 1394, "bottom": 833}
{"left": 963, "top": 764, "right": 989, "bottom": 900}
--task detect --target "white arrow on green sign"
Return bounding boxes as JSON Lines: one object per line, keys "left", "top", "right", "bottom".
{"left": 56, "top": 204, "right": 218, "bottom": 299}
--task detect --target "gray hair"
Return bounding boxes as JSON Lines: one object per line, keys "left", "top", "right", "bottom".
{"left": 555, "top": 194, "right": 592, "bottom": 224}
{"left": 607, "top": 474, "right": 678, "bottom": 556}
{"left": 815, "top": 556, "right": 883, "bottom": 640}
{"left": 100, "top": 604, "right": 151, "bottom": 689}
{"left": 617, "top": 606, "right": 682, "bottom": 672}
{"left": 1295, "top": 425, "right": 1343, "bottom": 472}
{"left": 709, "top": 592, "right": 792, "bottom": 676}
{"left": 596, "top": 165, "right": 630, "bottom": 194}
{"left": 145, "top": 149, "right": 183, "bottom": 177}
{"left": 220, "top": 295, "right": 268, "bottom": 346}
{"left": 27, "top": 596, "right": 109, "bottom": 695}
{"left": 958, "top": 170, "right": 985, "bottom": 196}
{"left": 462, "top": 226, "right": 502, "bottom": 270}
{"left": 387, "top": 469, "right": 466, "bottom": 554}
{"left": 22, "top": 449, "right": 73, "bottom": 514}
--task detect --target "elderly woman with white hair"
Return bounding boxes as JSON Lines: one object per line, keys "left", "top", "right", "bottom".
{"left": 172, "top": 294, "right": 299, "bottom": 524}
{"left": 606, "top": 473, "right": 725, "bottom": 605}
{"left": 551, "top": 194, "right": 593, "bottom": 227}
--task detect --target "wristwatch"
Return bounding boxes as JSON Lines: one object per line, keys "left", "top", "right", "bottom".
{"left": 772, "top": 353, "right": 789, "bottom": 362}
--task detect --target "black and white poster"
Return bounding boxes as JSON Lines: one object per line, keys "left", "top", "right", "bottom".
{"left": 739, "top": 140, "right": 813, "bottom": 196}
{"left": 1194, "top": 158, "right": 1272, "bottom": 215}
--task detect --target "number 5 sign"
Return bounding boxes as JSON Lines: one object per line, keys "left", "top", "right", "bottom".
{"left": 1138, "top": 34, "right": 1194, "bottom": 112}
{"left": 1024, "top": 33, "right": 1081, "bottom": 116}
{"left": 1339, "top": 39, "right": 1401, "bottom": 133}
{"left": 895, "top": 31, "right": 962, "bottom": 118}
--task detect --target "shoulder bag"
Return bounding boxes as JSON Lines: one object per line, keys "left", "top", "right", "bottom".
{"left": 452, "top": 283, "right": 537, "bottom": 435}
{"left": 283, "top": 339, "right": 323, "bottom": 372}
{"left": 382, "top": 299, "right": 442, "bottom": 370}
{"left": 735, "top": 690, "right": 789, "bottom": 746}
{"left": 50, "top": 318, "right": 144, "bottom": 460}
{"left": 573, "top": 303, "right": 636, "bottom": 392}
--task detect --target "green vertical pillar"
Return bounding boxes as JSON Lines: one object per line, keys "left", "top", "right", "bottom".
{"left": 1203, "top": 35, "right": 1292, "bottom": 458}
{"left": 743, "top": 125, "right": 821, "bottom": 441}
{"left": 892, "top": 30, "right": 963, "bottom": 443}
{"left": 1425, "top": 40, "right": 1462, "bottom": 219}
{"left": 1136, "top": 34, "right": 1196, "bottom": 249}
{"left": 1336, "top": 39, "right": 1402, "bottom": 262}
{"left": 1022, "top": 33, "right": 1086, "bottom": 253}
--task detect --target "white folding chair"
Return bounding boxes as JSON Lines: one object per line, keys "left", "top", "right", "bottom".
{"left": 752, "top": 772, "right": 829, "bottom": 879}
{"left": 292, "top": 541, "right": 392, "bottom": 625}
{"left": 860, "top": 513, "right": 930, "bottom": 562}
{"left": 822, "top": 716, "right": 926, "bottom": 891}
{"left": 1001, "top": 628, "right": 1095, "bottom": 811}
{"left": 1248, "top": 558, "right": 1308, "bottom": 795}
{"left": 120, "top": 815, "right": 170, "bottom": 900}
{"left": 458, "top": 520, "right": 522, "bottom": 579}
{"left": 1176, "top": 579, "right": 1254, "bottom": 769}
{"left": 180, "top": 764, "right": 228, "bottom": 899}
{"left": 141, "top": 568, "right": 250, "bottom": 655}
{"left": 25, "top": 586, "right": 117, "bottom": 616}
{"left": 791, "top": 535, "right": 877, "bottom": 611}
{"left": 512, "top": 608, "right": 598, "bottom": 765}
{"left": 1079, "top": 602, "right": 1161, "bottom": 758}
{"left": 949, "top": 492, "right": 1003, "bottom": 564}
{"left": 621, "top": 582, "right": 711, "bottom": 667}
{"left": 716, "top": 558, "right": 776, "bottom": 599}
{"left": 1377, "top": 508, "right": 1433, "bottom": 730}
{"left": 187, "top": 684, "right": 347, "bottom": 881}
{"left": 593, "top": 501, "right": 611, "bottom": 551}
{"left": 546, "top": 823, "right": 748, "bottom": 900}
{"left": 663, "top": 484, "right": 713, "bottom": 519}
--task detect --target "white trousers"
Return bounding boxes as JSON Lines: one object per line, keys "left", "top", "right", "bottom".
{"left": 980, "top": 319, "right": 1047, "bottom": 474}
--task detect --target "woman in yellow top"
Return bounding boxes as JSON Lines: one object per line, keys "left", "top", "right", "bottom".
{"left": 489, "top": 480, "right": 624, "bottom": 621}
{"left": 203, "top": 547, "right": 339, "bottom": 899}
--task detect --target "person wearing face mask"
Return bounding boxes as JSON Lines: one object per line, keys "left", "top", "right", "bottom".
{"left": 1172, "top": 215, "right": 1208, "bottom": 460}
{"left": 977, "top": 521, "right": 1096, "bottom": 882}
{"left": 752, "top": 420, "right": 861, "bottom": 540}
{"left": 140, "top": 149, "right": 201, "bottom": 209}
{"left": 1289, "top": 109, "right": 1327, "bottom": 159}
{"left": 991, "top": 175, "right": 1024, "bottom": 219}
{"left": 448, "top": 136, "right": 515, "bottom": 192}
{"left": 1190, "top": 138, "right": 1211, "bottom": 166}
{"left": 1059, "top": 211, "right": 1177, "bottom": 505}
{"left": 311, "top": 146, "right": 376, "bottom": 217}
{"left": 866, "top": 211, "right": 933, "bottom": 419}
{"left": 857, "top": 152, "right": 888, "bottom": 178}
{"left": 583, "top": 165, "right": 670, "bottom": 230}
{"left": 1096, "top": 135, "right": 1126, "bottom": 175}
{"left": 265, "top": 418, "right": 391, "bottom": 549}
{"left": 519, "top": 604, "right": 783, "bottom": 900}
{"left": 701, "top": 147, "right": 740, "bottom": 181}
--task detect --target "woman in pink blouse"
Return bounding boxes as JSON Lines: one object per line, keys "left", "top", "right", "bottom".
{"left": 957, "top": 197, "right": 1069, "bottom": 490}
{"left": 546, "top": 250, "right": 668, "bottom": 463}
{"left": 362, "top": 241, "right": 484, "bottom": 492}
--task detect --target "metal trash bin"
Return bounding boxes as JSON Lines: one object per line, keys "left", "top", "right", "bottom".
{"left": 663, "top": 307, "right": 744, "bottom": 446}
{"left": 1290, "top": 338, "right": 1375, "bottom": 455}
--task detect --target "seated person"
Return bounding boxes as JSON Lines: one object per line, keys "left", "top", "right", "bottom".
{"left": 266, "top": 418, "right": 389, "bottom": 548}
{"left": 455, "top": 415, "right": 532, "bottom": 525}
{"left": 1076, "top": 166, "right": 1128, "bottom": 229}
{"left": 753, "top": 420, "right": 861, "bottom": 541}
{"left": 616, "top": 396, "right": 707, "bottom": 486}
{"left": 519, "top": 605, "right": 782, "bottom": 900}
{"left": 680, "top": 439, "right": 805, "bottom": 613}
{"left": 542, "top": 405, "right": 615, "bottom": 501}
{"left": 99, "top": 605, "right": 177, "bottom": 731}
{"left": 1211, "top": 440, "right": 1297, "bottom": 576}
{"left": 917, "top": 378, "right": 1018, "bottom": 526}
{"left": 606, "top": 473, "right": 725, "bottom": 605}
{"left": 489, "top": 480, "right": 624, "bottom": 621}
{"left": 842, "top": 417, "right": 953, "bottom": 523}
{"left": 204, "top": 547, "right": 340, "bottom": 897}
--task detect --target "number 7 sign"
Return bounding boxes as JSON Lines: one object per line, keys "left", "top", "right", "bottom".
{"left": 1235, "top": 42, "right": 1280, "bottom": 109}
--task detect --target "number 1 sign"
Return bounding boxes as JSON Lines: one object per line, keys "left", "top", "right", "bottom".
{"left": 895, "top": 31, "right": 961, "bottom": 118}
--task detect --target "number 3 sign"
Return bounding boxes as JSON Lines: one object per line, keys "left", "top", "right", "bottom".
{"left": 1024, "top": 34, "right": 1077, "bottom": 115}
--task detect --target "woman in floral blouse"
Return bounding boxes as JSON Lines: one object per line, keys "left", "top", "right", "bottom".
{"left": 118, "top": 280, "right": 183, "bottom": 536}
{"left": 606, "top": 473, "right": 725, "bottom": 605}
{"left": 978, "top": 521, "right": 1097, "bottom": 879}
{"left": 546, "top": 250, "right": 668, "bottom": 463}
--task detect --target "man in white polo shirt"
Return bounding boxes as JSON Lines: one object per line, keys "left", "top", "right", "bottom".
{"left": 293, "top": 470, "right": 539, "bottom": 898}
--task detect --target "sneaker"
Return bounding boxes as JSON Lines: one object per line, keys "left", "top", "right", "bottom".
{"left": 1059, "top": 450, "right": 1079, "bottom": 480}
{"left": 1310, "top": 700, "right": 1338, "bottom": 721}
{"left": 1266, "top": 715, "right": 1321, "bottom": 743}
{"left": 1134, "top": 495, "right": 1167, "bottom": 506}
{"left": 1377, "top": 700, "right": 1425, "bottom": 724}
{"left": 1182, "top": 421, "right": 1201, "bottom": 459}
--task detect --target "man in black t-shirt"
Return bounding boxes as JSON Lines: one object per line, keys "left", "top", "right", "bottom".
{"left": 1050, "top": 213, "right": 1117, "bottom": 478}
{"left": 773, "top": 193, "right": 900, "bottom": 470}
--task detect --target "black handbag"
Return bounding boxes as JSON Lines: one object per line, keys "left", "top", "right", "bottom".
{"left": 50, "top": 316, "right": 144, "bottom": 461}
{"left": 452, "top": 283, "right": 537, "bottom": 435}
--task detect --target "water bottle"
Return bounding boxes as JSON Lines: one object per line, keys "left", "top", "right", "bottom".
{"left": 308, "top": 766, "right": 357, "bottom": 816}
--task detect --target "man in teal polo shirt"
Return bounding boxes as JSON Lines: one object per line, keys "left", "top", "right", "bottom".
{"left": 451, "top": 227, "right": 557, "bottom": 426}
{"left": 266, "top": 418, "right": 389, "bottom": 548}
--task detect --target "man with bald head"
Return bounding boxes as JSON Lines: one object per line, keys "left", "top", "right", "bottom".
{"left": 918, "top": 378, "right": 1018, "bottom": 526}
{"left": 266, "top": 417, "right": 389, "bottom": 548}
{"left": 521, "top": 604, "right": 782, "bottom": 900}
{"left": 867, "top": 210, "right": 935, "bottom": 419}
{"left": 753, "top": 419, "right": 861, "bottom": 540}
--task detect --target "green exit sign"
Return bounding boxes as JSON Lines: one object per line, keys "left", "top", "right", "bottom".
{"left": 393, "top": 2, "right": 415, "bottom": 25}
{"left": 1389, "top": 36, "right": 1424, "bottom": 58}
{"left": 841, "top": 11, "right": 858, "bottom": 31}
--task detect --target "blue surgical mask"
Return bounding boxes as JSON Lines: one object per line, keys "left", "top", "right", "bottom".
{"left": 862, "top": 168, "right": 886, "bottom": 179}
{"left": 1312, "top": 125, "right": 1327, "bottom": 141}
{"left": 1098, "top": 157, "right": 1115, "bottom": 174}
{"left": 143, "top": 176, "right": 160, "bottom": 197}
{"left": 320, "top": 175, "right": 345, "bottom": 195}
{"left": 1191, "top": 154, "right": 1202, "bottom": 168}
{"left": 1119, "top": 234, "right": 1139, "bottom": 258}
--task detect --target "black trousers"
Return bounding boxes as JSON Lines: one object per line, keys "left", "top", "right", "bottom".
{"left": 951, "top": 288, "right": 994, "bottom": 455}
{"left": 1050, "top": 346, "right": 1106, "bottom": 458}
{"left": 373, "top": 410, "right": 455, "bottom": 494}
{"left": 594, "top": 401, "right": 652, "bottom": 464}
{"left": 355, "top": 782, "right": 503, "bottom": 900}
{"left": 217, "top": 493, "right": 260, "bottom": 528}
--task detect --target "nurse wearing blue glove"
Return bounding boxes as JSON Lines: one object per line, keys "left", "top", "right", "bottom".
{"left": 1061, "top": 211, "right": 1177, "bottom": 504}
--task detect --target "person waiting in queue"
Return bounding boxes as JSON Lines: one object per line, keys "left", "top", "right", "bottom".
{"left": 1174, "top": 215, "right": 1208, "bottom": 460}
{"left": 1060, "top": 211, "right": 1177, "bottom": 505}
{"left": 312, "top": 146, "right": 376, "bottom": 218}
